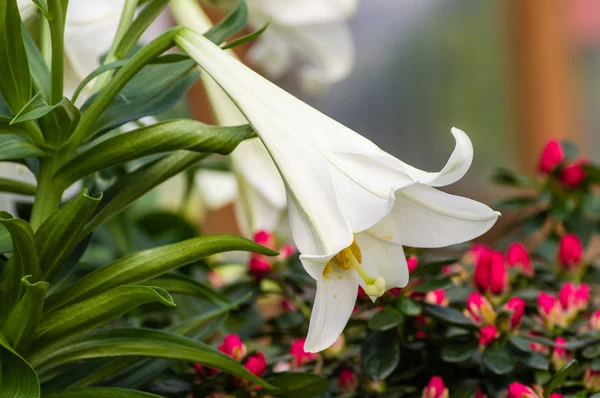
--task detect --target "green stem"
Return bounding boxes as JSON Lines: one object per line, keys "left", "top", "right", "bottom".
{"left": 30, "top": 156, "right": 63, "bottom": 230}
{"left": 66, "top": 27, "right": 181, "bottom": 150}
{"left": 48, "top": 0, "right": 65, "bottom": 105}
{"left": 90, "top": 0, "right": 139, "bottom": 94}
{"left": 40, "top": 18, "right": 52, "bottom": 68}
{"left": 22, "top": 121, "right": 45, "bottom": 147}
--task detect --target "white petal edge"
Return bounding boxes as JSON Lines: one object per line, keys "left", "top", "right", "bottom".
{"left": 369, "top": 183, "right": 500, "bottom": 248}
{"left": 247, "top": 0, "right": 358, "bottom": 26}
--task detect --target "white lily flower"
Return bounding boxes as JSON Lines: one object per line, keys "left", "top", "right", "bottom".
{"left": 176, "top": 29, "right": 500, "bottom": 352}
{"left": 244, "top": 0, "right": 357, "bottom": 94}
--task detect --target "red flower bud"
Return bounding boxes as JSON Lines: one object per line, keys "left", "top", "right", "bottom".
{"left": 425, "top": 289, "right": 448, "bottom": 306}
{"left": 507, "top": 243, "right": 533, "bottom": 276}
{"left": 503, "top": 297, "right": 526, "bottom": 329}
{"left": 559, "top": 159, "right": 587, "bottom": 188}
{"left": 528, "top": 331, "right": 549, "bottom": 354}
{"left": 552, "top": 337, "right": 572, "bottom": 371}
{"left": 473, "top": 248, "right": 508, "bottom": 295}
{"left": 279, "top": 243, "right": 295, "bottom": 259}
{"left": 584, "top": 368, "right": 600, "bottom": 392}
{"left": 290, "top": 338, "right": 316, "bottom": 368}
{"left": 407, "top": 256, "right": 418, "bottom": 273}
{"left": 479, "top": 325, "right": 499, "bottom": 345}
{"left": 549, "top": 394, "right": 564, "bottom": 398}
{"left": 507, "top": 382, "right": 538, "bottom": 398}
{"left": 590, "top": 310, "right": 600, "bottom": 331}
{"left": 253, "top": 230, "right": 276, "bottom": 248}
{"left": 421, "top": 376, "right": 449, "bottom": 398}
{"left": 244, "top": 352, "right": 267, "bottom": 377}
{"left": 464, "top": 292, "right": 496, "bottom": 326}
{"left": 539, "top": 139, "right": 564, "bottom": 174}
{"left": 557, "top": 233, "right": 583, "bottom": 270}
{"left": 218, "top": 334, "right": 247, "bottom": 362}
{"left": 475, "top": 387, "right": 487, "bottom": 398}
{"left": 338, "top": 367, "right": 358, "bottom": 393}
{"left": 537, "top": 292, "right": 565, "bottom": 329}
{"left": 558, "top": 282, "right": 589, "bottom": 315}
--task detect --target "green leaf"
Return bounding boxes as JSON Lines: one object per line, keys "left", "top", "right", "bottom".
{"left": 408, "top": 258, "right": 457, "bottom": 278}
{"left": 0, "top": 177, "right": 36, "bottom": 195}
{"left": 42, "top": 388, "right": 164, "bottom": 398}
{"left": 368, "top": 307, "right": 403, "bottom": 331}
{"left": 561, "top": 140, "right": 578, "bottom": 160}
{"left": 0, "top": 134, "right": 47, "bottom": 160}
{"left": 494, "top": 195, "right": 540, "bottom": 211}
{"left": 410, "top": 275, "right": 454, "bottom": 292}
{"left": 35, "top": 189, "right": 102, "bottom": 282}
{"left": 441, "top": 339, "right": 477, "bottom": 363}
{"left": 260, "top": 373, "right": 327, "bottom": 398}
{"left": 33, "top": 285, "right": 174, "bottom": 348}
{"left": 55, "top": 120, "right": 254, "bottom": 186}
{"left": 38, "top": 96, "right": 80, "bottom": 147}
{"left": 491, "top": 167, "right": 535, "bottom": 187}
{"left": 482, "top": 342, "right": 516, "bottom": 375}
{"left": 222, "top": 17, "right": 270, "bottom": 50}
{"left": 2, "top": 276, "right": 48, "bottom": 353}
{"left": 360, "top": 329, "right": 400, "bottom": 380}
{"left": 32, "top": 0, "right": 49, "bottom": 18}
{"left": 22, "top": 25, "right": 51, "bottom": 101}
{"left": 397, "top": 296, "right": 422, "bottom": 316}
{"left": 204, "top": 0, "right": 248, "bottom": 45}
{"left": 85, "top": 152, "right": 207, "bottom": 234}
{"left": 44, "top": 235, "right": 278, "bottom": 312}
{"left": 114, "top": 0, "right": 170, "bottom": 59}
{"left": 423, "top": 304, "right": 474, "bottom": 328}
{"left": 583, "top": 343, "right": 600, "bottom": 359}
{"left": 0, "top": 0, "right": 31, "bottom": 114}
{"left": 0, "top": 213, "right": 40, "bottom": 328}
{"left": 0, "top": 332, "right": 40, "bottom": 398}
{"left": 11, "top": 92, "right": 54, "bottom": 124}
{"left": 30, "top": 328, "right": 273, "bottom": 388}
{"left": 141, "top": 273, "right": 230, "bottom": 305}
{"left": 81, "top": 59, "right": 198, "bottom": 138}
{"left": 544, "top": 360, "right": 577, "bottom": 398}
{"left": 520, "top": 352, "right": 550, "bottom": 371}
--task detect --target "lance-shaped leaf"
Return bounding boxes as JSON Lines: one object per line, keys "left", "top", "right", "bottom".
{"left": 204, "top": 0, "right": 248, "bottom": 45}
{"left": 33, "top": 285, "right": 175, "bottom": 348}
{"left": 0, "top": 0, "right": 31, "bottom": 114}
{"left": 81, "top": 60, "right": 198, "bottom": 138}
{"left": 35, "top": 189, "right": 102, "bottom": 282}
{"left": 22, "top": 25, "right": 51, "bottom": 101}
{"left": 54, "top": 120, "right": 253, "bottom": 186}
{"left": 115, "top": 0, "right": 171, "bottom": 59}
{"left": 2, "top": 276, "right": 48, "bottom": 354}
{"left": 29, "top": 328, "right": 274, "bottom": 388}
{"left": 42, "top": 388, "right": 163, "bottom": 398}
{"left": 44, "top": 235, "right": 277, "bottom": 312}
{"left": 0, "top": 177, "right": 36, "bottom": 195}
{"left": 0, "top": 134, "right": 47, "bottom": 160}
{"left": 141, "top": 273, "right": 230, "bottom": 305}
{"left": 0, "top": 213, "right": 39, "bottom": 327}
{"left": 0, "top": 332, "right": 40, "bottom": 398}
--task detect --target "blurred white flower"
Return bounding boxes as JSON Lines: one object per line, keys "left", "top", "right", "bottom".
{"left": 245, "top": 0, "right": 357, "bottom": 94}
{"left": 176, "top": 29, "right": 500, "bottom": 352}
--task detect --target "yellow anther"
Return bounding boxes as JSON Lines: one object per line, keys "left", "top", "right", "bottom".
{"left": 322, "top": 263, "right": 332, "bottom": 279}
{"left": 349, "top": 239, "right": 362, "bottom": 263}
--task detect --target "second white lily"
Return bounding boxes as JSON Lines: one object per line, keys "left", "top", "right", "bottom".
{"left": 184, "top": 29, "right": 500, "bottom": 353}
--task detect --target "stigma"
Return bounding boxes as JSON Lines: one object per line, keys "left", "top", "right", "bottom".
{"left": 323, "top": 239, "right": 386, "bottom": 297}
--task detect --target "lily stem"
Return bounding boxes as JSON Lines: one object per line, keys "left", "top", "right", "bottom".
{"left": 48, "top": 0, "right": 64, "bottom": 105}
{"left": 30, "top": 156, "right": 63, "bottom": 231}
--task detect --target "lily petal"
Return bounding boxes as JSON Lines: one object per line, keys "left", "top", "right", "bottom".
{"left": 354, "top": 231, "right": 409, "bottom": 294}
{"left": 301, "top": 259, "right": 359, "bottom": 353}
{"left": 370, "top": 183, "right": 500, "bottom": 248}
{"left": 247, "top": 0, "right": 358, "bottom": 26}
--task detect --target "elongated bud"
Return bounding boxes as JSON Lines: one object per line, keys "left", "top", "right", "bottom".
{"left": 219, "top": 334, "right": 247, "bottom": 362}
{"left": 590, "top": 310, "right": 600, "bottom": 331}
{"left": 407, "top": 255, "right": 418, "bottom": 273}
{"left": 507, "top": 243, "right": 533, "bottom": 277}
{"left": 559, "top": 159, "right": 587, "bottom": 188}
{"left": 551, "top": 337, "right": 572, "bottom": 371}
{"left": 421, "top": 376, "right": 449, "bottom": 398}
{"left": 537, "top": 292, "right": 565, "bottom": 329}
{"left": 507, "top": 382, "right": 538, "bottom": 398}
{"left": 557, "top": 234, "right": 583, "bottom": 270}
{"left": 479, "top": 325, "right": 499, "bottom": 346}
{"left": 244, "top": 352, "right": 267, "bottom": 377}
{"left": 584, "top": 368, "right": 600, "bottom": 392}
{"left": 539, "top": 139, "right": 564, "bottom": 174}
{"left": 464, "top": 292, "right": 496, "bottom": 326}
{"left": 473, "top": 248, "right": 508, "bottom": 295}
{"left": 475, "top": 387, "right": 487, "bottom": 398}
{"left": 293, "top": 338, "right": 316, "bottom": 368}
{"left": 338, "top": 367, "right": 359, "bottom": 393}
{"left": 558, "top": 282, "right": 589, "bottom": 316}
{"left": 503, "top": 297, "right": 526, "bottom": 329}
{"left": 425, "top": 289, "right": 448, "bottom": 307}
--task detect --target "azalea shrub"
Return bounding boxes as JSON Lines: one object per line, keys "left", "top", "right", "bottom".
{"left": 1, "top": 0, "right": 599, "bottom": 398}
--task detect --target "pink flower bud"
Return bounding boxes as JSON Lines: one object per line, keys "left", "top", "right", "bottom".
{"left": 479, "top": 325, "right": 499, "bottom": 345}
{"left": 291, "top": 338, "right": 316, "bottom": 368}
{"left": 279, "top": 243, "right": 295, "bottom": 259}
{"left": 425, "top": 289, "right": 448, "bottom": 307}
{"left": 507, "top": 382, "right": 538, "bottom": 398}
{"left": 503, "top": 297, "right": 526, "bottom": 329}
{"left": 338, "top": 367, "right": 358, "bottom": 393}
{"left": 244, "top": 352, "right": 267, "bottom": 377}
{"left": 537, "top": 292, "right": 565, "bottom": 329}
{"left": 421, "top": 376, "right": 449, "bottom": 398}
{"left": 528, "top": 331, "right": 549, "bottom": 354}
{"left": 552, "top": 337, "right": 572, "bottom": 371}
{"left": 559, "top": 159, "right": 587, "bottom": 188}
{"left": 507, "top": 243, "right": 533, "bottom": 277}
{"left": 207, "top": 270, "right": 225, "bottom": 288}
{"left": 280, "top": 298, "right": 296, "bottom": 312}
{"left": 475, "top": 387, "right": 487, "bottom": 398}
{"left": 539, "top": 139, "right": 564, "bottom": 174}
{"left": 549, "top": 394, "right": 564, "bottom": 398}
{"left": 253, "top": 230, "right": 276, "bottom": 248}
{"left": 584, "top": 368, "right": 600, "bottom": 392}
{"left": 558, "top": 282, "right": 589, "bottom": 315}
{"left": 465, "top": 292, "right": 496, "bottom": 326}
{"left": 473, "top": 248, "right": 508, "bottom": 295}
{"left": 218, "top": 334, "right": 247, "bottom": 362}
{"left": 557, "top": 234, "right": 583, "bottom": 270}
{"left": 590, "top": 310, "right": 600, "bottom": 331}
{"left": 249, "top": 257, "right": 272, "bottom": 279}
{"left": 407, "top": 256, "right": 418, "bottom": 273}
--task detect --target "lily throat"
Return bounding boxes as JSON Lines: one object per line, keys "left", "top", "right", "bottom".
{"left": 323, "top": 239, "right": 386, "bottom": 297}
